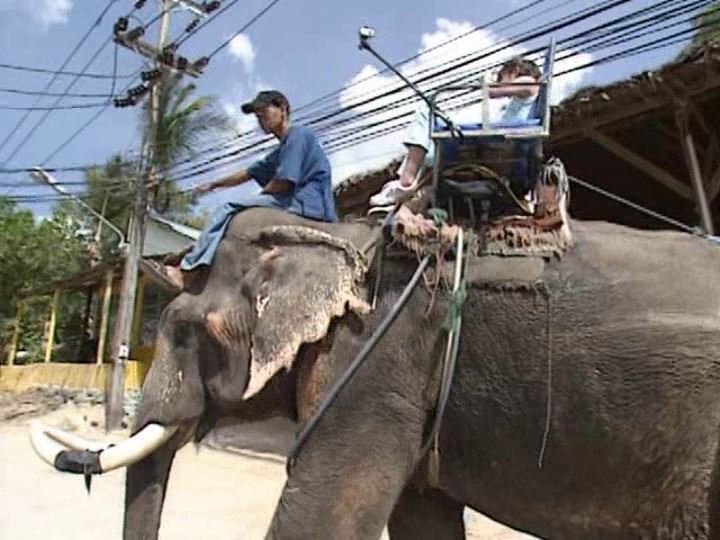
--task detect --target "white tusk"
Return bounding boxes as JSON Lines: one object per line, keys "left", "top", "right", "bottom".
{"left": 43, "top": 425, "right": 107, "bottom": 452}
{"left": 30, "top": 421, "right": 68, "bottom": 468}
{"left": 30, "top": 422, "right": 177, "bottom": 474}
{"left": 97, "top": 423, "right": 177, "bottom": 472}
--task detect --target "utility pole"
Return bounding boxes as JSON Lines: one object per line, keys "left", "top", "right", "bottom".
{"left": 105, "top": 1, "right": 173, "bottom": 430}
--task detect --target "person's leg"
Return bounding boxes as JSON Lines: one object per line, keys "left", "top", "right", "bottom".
{"left": 179, "top": 201, "right": 243, "bottom": 272}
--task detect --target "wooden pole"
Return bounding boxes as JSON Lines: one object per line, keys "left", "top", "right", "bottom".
{"left": 96, "top": 269, "right": 114, "bottom": 365}
{"left": 131, "top": 275, "right": 147, "bottom": 348}
{"left": 106, "top": 0, "right": 171, "bottom": 430}
{"left": 7, "top": 300, "right": 25, "bottom": 366}
{"left": 675, "top": 103, "right": 715, "bottom": 235}
{"left": 44, "top": 289, "right": 60, "bottom": 363}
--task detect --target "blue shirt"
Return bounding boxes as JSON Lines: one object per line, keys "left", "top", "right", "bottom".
{"left": 247, "top": 126, "right": 337, "bottom": 222}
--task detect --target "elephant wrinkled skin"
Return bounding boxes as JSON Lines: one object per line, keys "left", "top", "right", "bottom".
{"left": 34, "top": 208, "right": 720, "bottom": 540}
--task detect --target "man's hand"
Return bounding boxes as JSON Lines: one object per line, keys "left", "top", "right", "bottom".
{"left": 191, "top": 182, "right": 216, "bottom": 202}
{"left": 192, "top": 182, "right": 215, "bottom": 196}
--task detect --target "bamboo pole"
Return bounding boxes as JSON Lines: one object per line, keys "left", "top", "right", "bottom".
{"left": 44, "top": 289, "right": 60, "bottom": 363}
{"left": 7, "top": 300, "right": 25, "bottom": 366}
{"left": 96, "top": 270, "right": 114, "bottom": 365}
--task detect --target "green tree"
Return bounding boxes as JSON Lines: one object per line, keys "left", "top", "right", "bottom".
{"left": 0, "top": 198, "right": 90, "bottom": 361}
{"left": 143, "top": 76, "right": 232, "bottom": 221}
{"left": 54, "top": 154, "right": 137, "bottom": 262}
{"left": 679, "top": 1, "right": 720, "bottom": 58}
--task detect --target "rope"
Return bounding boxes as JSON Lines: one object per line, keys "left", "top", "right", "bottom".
{"left": 538, "top": 286, "right": 553, "bottom": 468}
{"left": 424, "top": 229, "right": 466, "bottom": 487}
{"left": 567, "top": 174, "right": 716, "bottom": 240}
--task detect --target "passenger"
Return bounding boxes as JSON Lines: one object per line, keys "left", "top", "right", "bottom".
{"left": 369, "top": 57, "right": 542, "bottom": 209}
{"left": 143, "top": 90, "right": 337, "bottom": 291}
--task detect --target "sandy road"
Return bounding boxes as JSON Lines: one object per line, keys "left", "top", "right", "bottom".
{"left": 0, "top": 401, "right": 535, "bottom": 539}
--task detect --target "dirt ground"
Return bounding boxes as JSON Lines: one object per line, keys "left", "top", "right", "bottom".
{"left": 0, "top": 390, "right": 537, "bottom": 539}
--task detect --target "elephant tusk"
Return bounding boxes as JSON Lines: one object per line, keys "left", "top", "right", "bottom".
{"left": 30, "top": 422, "right": 177, "bottom": 475}
{"left": 42, "top": 425, "right": 107, "bottom": 452}
{"left": 30, "top": 421, "right": 72, "bottom": 468}
{"left": 97, "top": 423, "right": 177, "bottom": 472}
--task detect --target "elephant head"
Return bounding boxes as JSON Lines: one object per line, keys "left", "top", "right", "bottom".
{"left": 29, "top": 209, "right": 373, "bottom": 539}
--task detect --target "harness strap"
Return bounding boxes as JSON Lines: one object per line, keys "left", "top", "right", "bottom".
{"left": 423, "top": 228, "right": 466, "bottom": 487}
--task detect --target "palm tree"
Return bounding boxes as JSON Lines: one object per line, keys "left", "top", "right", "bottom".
{"left": 142, "top": 75, "right": 231, "bottom": 220}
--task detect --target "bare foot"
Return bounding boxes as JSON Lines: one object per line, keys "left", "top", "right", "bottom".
{"left": 165, "top": 265, "right": 187, "bottom": 290}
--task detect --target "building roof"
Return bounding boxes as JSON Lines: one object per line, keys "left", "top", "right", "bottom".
{"left": 19, "top": 214, "right": 201, "bottom": 298}
{"left": 551, "top": 41, "right": 720, "bottom": 143}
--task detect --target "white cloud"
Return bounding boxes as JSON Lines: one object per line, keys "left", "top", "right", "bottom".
{"left": 0, "top": 0, "right": 73, "bottom": 29}
{"left": 228, "top": 34, "right": 256, "bottom": 74}
{"left": 328, "top": 18, "right": 594, "bottom": 185}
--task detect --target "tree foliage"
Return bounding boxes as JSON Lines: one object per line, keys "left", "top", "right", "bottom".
{"left": 0, "top": 198, "right": 90, "bottom": 361}
{"left": 143, "top": 76, "right": 231, "bottom": 222}
{"left": 679, "top": 1, "right": 720, "bottom": 58}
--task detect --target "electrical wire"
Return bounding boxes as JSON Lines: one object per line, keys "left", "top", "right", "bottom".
{"left": 206, "top": 0, "right": 281, "bottom": 58}
{"left": 4, "top": 0, "right": 716, "bottom": 199}
{"left": 0, "top": 62, "right": 138, "bottom": 80}
{"left": 0, "top": 0, "right": 122, "bottom": 158}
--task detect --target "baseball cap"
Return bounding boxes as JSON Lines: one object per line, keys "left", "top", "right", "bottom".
{"left": 240, "top": 90, "right": 290, "bottom": 114}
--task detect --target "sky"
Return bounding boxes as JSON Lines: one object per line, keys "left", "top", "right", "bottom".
{"left": 0, "top": 0, "right": 698, "bottom": 217}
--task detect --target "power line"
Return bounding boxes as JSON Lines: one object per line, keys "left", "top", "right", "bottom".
{"left": 0, "top": 62, "right": 138, "bottom": 80}
{"left": 174, "top": 0, "right": 245, "bottom": 47}
{"left": 144, "top": 0, "right": 582, "bottom": 173}
{"left": 0, "top": 87, "right": 121, "bottom": 99}
{"left": 40, "top": 44, "right": 134, "bottom": 166}
{"left": 206, "top": 0, "right": 281, "bottom": 58}
{"left": 4, "top": 0, "right": 713, "bottom": 197}
{"left": 0, "top": 0, "right": 122, "bottom": 159}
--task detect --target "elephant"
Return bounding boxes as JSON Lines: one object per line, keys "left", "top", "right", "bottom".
{"left": 31, "top": 207, "right": 720, "bottom": 540}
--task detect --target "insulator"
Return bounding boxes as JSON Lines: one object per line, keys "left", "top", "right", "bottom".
{"left": 126, "top": 26, "right": 145, "bottom": 41}
{"left": 176, "top": 56, "right": 189, "bottom": 71}
{"left": 128, "top": 84, "right": 150, "bottom": 98}
{"left": 134, "top": 0, "right": 146, "bottom": 8}
{"left": 113, "top": 17, "right": 129, "bottom": 35}
{"left": 141, "top": 68, "right": 163, "bottom": 82}
{"left": 185, "top": 18, "right": 200, "bottom": 33}
{"left": 203, "top": 1, "right": 221, "bottom": 13}
{"left": 193, "top": 56, "right": 210, "bottom": 71}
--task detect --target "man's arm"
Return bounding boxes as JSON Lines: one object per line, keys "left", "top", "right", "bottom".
{"left": 193, "top": 170, "right": 252, "bottom": 196}
{"left": 488, "top": 76, "right": 539, "bottom": 99}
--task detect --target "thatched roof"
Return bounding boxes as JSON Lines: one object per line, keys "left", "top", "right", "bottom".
{"left": 551, "top": 41, "right": 720, "bottom": 143}
{"left": 334, "top": 158, "right": 402, "bottom": 218}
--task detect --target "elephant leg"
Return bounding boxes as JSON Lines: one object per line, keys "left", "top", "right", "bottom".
{"left": 123, "top": 435, "right": 182, "bottom": 540}
{"left": 388, "top": 487, "right": 465, "bottom": 540}
{"left": 267, "top": 395, "right": 428, "bottom": 539}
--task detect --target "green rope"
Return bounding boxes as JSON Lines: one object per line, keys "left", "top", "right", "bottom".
{"left": 443, "top": 279, "right": 467, "bottom": 333}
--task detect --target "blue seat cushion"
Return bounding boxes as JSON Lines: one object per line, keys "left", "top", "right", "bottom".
{"left": 434, "top": 118, "right": 542, "bottom": 133}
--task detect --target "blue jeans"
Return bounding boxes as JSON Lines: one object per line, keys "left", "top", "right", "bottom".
{"left": 180, "top": 182, "right": 301, "bottom": 271}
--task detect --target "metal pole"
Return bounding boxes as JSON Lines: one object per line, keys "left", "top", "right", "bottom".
{"left": 106, "top": 1, "right": 172, "bottom": 430}
{"left": 675, "top": 104, "right": 715, "bottom": 235}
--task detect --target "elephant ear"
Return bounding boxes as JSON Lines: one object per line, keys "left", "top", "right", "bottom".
{"left": 242, "top": 225, "right": 369, "bottom": 399}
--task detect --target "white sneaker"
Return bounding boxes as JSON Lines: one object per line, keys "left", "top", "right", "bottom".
{"left": 370, "top": 180, "right": 403, "bottom": 207}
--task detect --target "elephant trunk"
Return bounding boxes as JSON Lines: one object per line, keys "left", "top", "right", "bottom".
{"left": 123, "top": 436, "right": 180, "bottom": 540}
